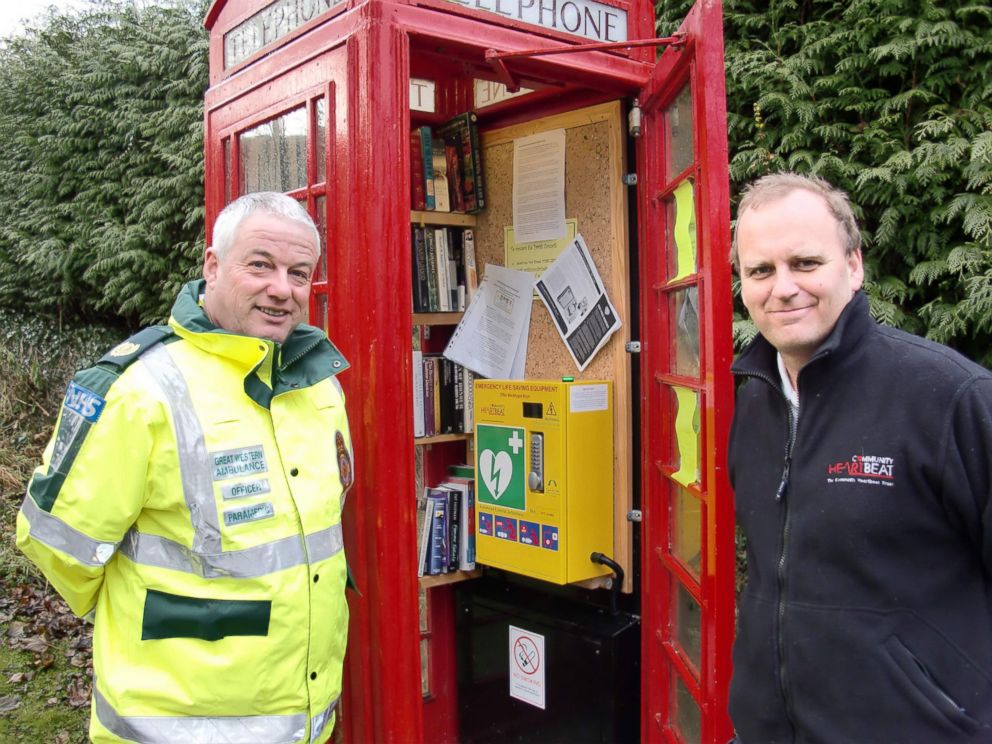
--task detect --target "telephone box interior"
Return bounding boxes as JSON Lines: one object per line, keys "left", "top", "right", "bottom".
{"left": 203, "top": 0, "right": 735, "bottom": 741}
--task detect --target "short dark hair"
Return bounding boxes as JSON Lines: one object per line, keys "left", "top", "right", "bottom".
{"left": 730, "top": 172, "right": 861, "bottom": 270}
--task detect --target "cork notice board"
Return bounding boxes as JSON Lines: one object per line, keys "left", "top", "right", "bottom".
{"left": 474, "top": 101, "right": 633, "bottom": 591}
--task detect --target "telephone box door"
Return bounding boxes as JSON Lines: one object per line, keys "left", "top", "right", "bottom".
{"left": 636, "top": 1, "right": 736, "bottom": 742}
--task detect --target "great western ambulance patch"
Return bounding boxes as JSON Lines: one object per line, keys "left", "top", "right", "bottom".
{"left": 336, "top": 431, "right": 353, "bottom": 489}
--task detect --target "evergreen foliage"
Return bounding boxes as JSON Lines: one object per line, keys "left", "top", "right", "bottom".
{"left": 0, "top": 0, "right": 208, "bottom": 325}
{"left": 659, "top": 0, "right": 992, "bottom": 367}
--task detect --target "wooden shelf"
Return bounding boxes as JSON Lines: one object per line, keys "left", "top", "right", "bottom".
{"left": 412, "top": 312, "right": 463, "bottom": 326}
{"left": 419, "top": 569, "right": 482, "bottom": 589}
{"left": 415, "top": 432, "right": 472, "bottom": 446}
{"left": 411, "top": 210, "right": 477, "bottom": 227}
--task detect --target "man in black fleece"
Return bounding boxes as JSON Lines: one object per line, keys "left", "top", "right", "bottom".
{"left": 727, "top": 172, "right": 992, "bottom": 743}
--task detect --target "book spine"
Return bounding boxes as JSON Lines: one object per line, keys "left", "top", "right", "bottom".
{"left": 432, "top": 141, "right": 450, "bottom": 213}
{"left": 410, "top": 129, "right": 426, "bottom": 211}
{"left": 447, "top": 486, "right": 461, "bottom": 572}
{"left": 445, "top": 231, "right": 458, "bottom": 311}
{"left": 422, "top": 355, "right": 436, "bottom": 437}
{"left": 466, "top": 112, "right": 485, "bottom": 212}
{"left": 445, "top": 142, "right": 465, "bottom": 213}
{"left": 439, "top": 358, "right": 455, "bottom": 435}
{"left": 420, "top": 126, "right": 435, "bottom": 210}
{"left": 412, "top": 349, "right": 425, "bottom": 438}
{"left": 416, "top": 488, "right": 431, "bottom": 577}
{"left": 463, "top": 369, "right": 474, "bottom": 432}
{"left": 434, "top": 228, "right": 450, "bottom": 312}
{"left": 424, "top": 228, "right": 439, "bottom": 312}
{"left": 430, "top": 356, "right": 441, "bottom": 437}
{"left": 463, "top": 229, "right": 478, "bottom": 305}
{"left": 427, "top": 492, "right": 448, "bottom": 576}
{"left": 453, "top": 363, "right": 465, "bottom": 434}
{"left": 412, "top": 226, "right": 429, "bottom": 313}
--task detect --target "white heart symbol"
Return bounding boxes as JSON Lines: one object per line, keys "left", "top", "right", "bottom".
{"left": 480, "top": 449, "right": 513, "bottom": 500}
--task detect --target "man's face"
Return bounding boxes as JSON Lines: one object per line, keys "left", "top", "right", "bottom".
{"left": 736, "top": 189, "right": 864, "bottom": 370}
{"left": 202, "top": 212, "right": 318, "bottom": 344}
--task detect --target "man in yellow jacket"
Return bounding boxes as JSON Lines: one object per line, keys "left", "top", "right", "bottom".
{"left": 17, "top": 191, "right": 353, "bottom": 743}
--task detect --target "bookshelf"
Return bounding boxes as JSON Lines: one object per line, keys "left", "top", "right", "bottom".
{"left": 411, "top": 210, "right": 476, "bottom": 227}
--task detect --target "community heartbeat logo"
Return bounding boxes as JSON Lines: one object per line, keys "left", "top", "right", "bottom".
{"left": 826, "top": 454, "right": 895, "bottom": 487}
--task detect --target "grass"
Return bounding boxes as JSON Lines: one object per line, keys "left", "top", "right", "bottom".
{"left": 0, "top": 309, "right": 126, "bottom": 742}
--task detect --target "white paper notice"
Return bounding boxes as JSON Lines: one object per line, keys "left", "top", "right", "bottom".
{"left": 512, "top": 130, "right": 567, "bottom": 243}
{"left": 444, "top": 264, "right": 534, "bottom": 380}
{"left": 535, "top": 234, "right": 622, "bottom": 371}
{"left": 509, "top": 625, "right": 546, "bottom": 709}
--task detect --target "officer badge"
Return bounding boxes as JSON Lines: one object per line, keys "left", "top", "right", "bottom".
{"left": 335, "top": 431, "right": 353, "bottom": 489}
{"left": 109, "top": 341, "right": 141, "bottom": 357}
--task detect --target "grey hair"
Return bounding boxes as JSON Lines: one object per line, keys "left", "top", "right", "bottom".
{"left": 210, "top": 191, "right": 319, "bottom": 261}
{"left": 730, "top": 172, "right": 861, "bottom": 270}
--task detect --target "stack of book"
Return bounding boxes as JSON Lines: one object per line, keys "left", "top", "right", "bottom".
{"left": 411, "top": 351, "right": 474, "bottom": 439}
{"left": 410, "top": 112, "right": 486, "bottom": 214}
{"left": 416, "top": 464, "right": 477, "bottom": 577}
{"left": 411, "top": 225, "right": 478, "bottom": 313}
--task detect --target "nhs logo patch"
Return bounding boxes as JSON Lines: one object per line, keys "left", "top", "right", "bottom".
{"left": 64, "top": 381, "right": 105, "bottom": 422}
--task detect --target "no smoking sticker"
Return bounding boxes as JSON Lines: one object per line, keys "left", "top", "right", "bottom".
{"left": 509, "top": 625, "right": 545, "bottom": 709}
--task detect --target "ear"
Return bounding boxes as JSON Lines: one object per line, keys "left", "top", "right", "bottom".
{"left": 203, "top": 247, "right": 220, "bottom": 287}
{"left": 847, "top": 248, "right": 865, "bottom": 292}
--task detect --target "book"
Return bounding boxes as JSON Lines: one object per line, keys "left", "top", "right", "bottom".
{"left": 436, "top": 111, "right": 485, "bottom": 214}
{"left": 463, "top": 229, "right": 479, "bottom": 305}
{"left": 438, "top": 357, "right": 456, "bottom": 435}
{"left": 424, "top": 228, "right": 439, "bottom": 312}
{"left": 432, "top": 141, "right": 450, "bottom": 213}
{"left": 412, "top": 348, "right": 425, "bottom": 438}
{"left": 452, "top": 363, "right": 465, "bottom": 434}
{"left": 446, "top": 464, "right": 476, "bottom": 571}
{"left": 433, "top": 228, "right": 451, "bottom": 312}
{"left": 445, "top": 143, "right": 465, "bottom": 213}
{"left": 422, "top": 354, "right": 437, "bottom": 437}
{"left": 446, "top": 227, "right": 465, "bottom": 311}
{"left": 410, "top": 129, "right": 426, "bottom": 211}
{"left": 411, "top": 226, "right": 430, "bottom": 313}
{"left": 463, "top": 368, "right": 475, "bottom": 433}
{"left": 416, "top": 485, "right": 432, "bottom": 577}
{"left": 419, "top": 125, "right": 435, "bottom": 211}
{"left": 444, "top": 485, "right": 461, "bottom": 572}
{"left": 426, "top": 489, "right": 449, "bottom": 576}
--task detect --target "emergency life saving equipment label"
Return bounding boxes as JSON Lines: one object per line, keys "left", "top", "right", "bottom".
{"left": 211, "top": 445, "right": 267, "bottom": 481}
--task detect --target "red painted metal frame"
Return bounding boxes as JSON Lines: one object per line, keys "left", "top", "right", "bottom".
{"left": 202, "top": 0, "right": 733, "bottom": 741}
{"left": 635, "top": 2, "right": 734, "bottom": 743}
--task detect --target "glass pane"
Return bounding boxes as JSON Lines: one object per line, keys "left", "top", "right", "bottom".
{"left": 420, "top": 638, "right": 430, "bottom": 697}
{"left": 239, "top": 106, "right": 307, "bottom": 194}
{"left": 223, "top": 138, "right": 232, "bottom": 205}
{"left": 314, "top": 195, "right": 327, "bottom": 283}
{"left": 673, "top": 673, "right": 702, "bottom": 744}
{"left": 666, "top": 179, "right": 697, "bottom": 281}
{"left": 674, "top": 581, "right": 702, "bottom": 668}
{"left": 671, "top": 484, "right": 702, "bottom": 576}
{"left": 672, "top": 286, "right": 700, "bottom": 378}
{"left": 668, "top": 385, "right": 700, "bottom": 487}
{"left": 315, "top": 97, "right": 327, "bottom": 183}
{"left": 667, "top": 85, "right": 694, "bottom": 180}
{"left": 313, "top": 293, "right": 328, "bottom": 334}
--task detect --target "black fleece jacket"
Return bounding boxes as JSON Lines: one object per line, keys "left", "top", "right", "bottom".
{"left": 728, "top": 291, "right": 992, "bottom": 744}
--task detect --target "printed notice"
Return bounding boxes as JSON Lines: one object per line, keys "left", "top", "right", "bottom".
{"left": 535, "top": 234, "right": 622, "bottom": 371}
{"left": 444, "top": 264, "right": 534, "bottom": 380}
{"left": 512, "top": 130, "right": 567, "bottom": 243}
{"left": 509, "top": 625, "right": 546, "bottom": 709}
{"left": 569, "top": 383, "right": 609, "bottom": 413}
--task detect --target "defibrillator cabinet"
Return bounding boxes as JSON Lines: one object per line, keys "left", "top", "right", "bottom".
{"left": 202, "top": 0, "right": 737, "bottom": 740}
{"left": 474, "top": 380, "right": 613, "bottom": 584}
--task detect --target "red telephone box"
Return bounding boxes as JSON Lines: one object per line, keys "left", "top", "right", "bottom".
{"left": 202, "top": 0, "right": 735, "bottom": 741}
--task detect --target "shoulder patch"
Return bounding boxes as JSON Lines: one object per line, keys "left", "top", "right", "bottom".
{"left": 63, "top": 381, "right": 105, "bottom": 423}
{"left": 98, "top": 325, "right": 174, "bottom": 371}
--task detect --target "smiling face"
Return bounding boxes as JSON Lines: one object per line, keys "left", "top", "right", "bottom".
{"left": 737, "top": 188, "right": 864, "bottom": 379}
{"left": 202, "top": 212, "right": 318, "bottom": 344}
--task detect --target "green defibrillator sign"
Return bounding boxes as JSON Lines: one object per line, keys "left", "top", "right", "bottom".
{"left": 476, "top": 424, "right": 526, "bottom": 510}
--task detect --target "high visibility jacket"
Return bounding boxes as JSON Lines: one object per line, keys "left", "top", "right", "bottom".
{"left": 17, "top": 280, "right": 354, "bottom": 744}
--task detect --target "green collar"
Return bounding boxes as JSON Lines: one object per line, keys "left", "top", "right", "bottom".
{"left": 169, "top": 280, "right": 349, "bottom": 408}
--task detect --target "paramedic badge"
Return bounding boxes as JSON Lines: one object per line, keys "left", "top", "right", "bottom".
{"left": 109, "top": 341, "right": 141, "bottom": 357}
{"left": 335, "top": 431, "right": 353, "bottom": 489}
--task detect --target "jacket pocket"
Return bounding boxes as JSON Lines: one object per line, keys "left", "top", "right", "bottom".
{"left": 141, "top": 589, "right": 271, "bottom": 641}
{"left": 883, "top": 634, "right": 981, "bottom": 734}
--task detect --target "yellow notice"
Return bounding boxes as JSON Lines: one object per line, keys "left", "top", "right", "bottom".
{"left": 505, "top": 219, "right": 578, "bottom": 291}
{"left": 670, "top": 180, "right": 697, "bottom": 283}
{"left": 671, "top": 385, "right": 700, "bottom": 487}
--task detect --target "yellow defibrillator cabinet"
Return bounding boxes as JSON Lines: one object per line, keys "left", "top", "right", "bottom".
{"left": 474, "top": 380, "right": 614, "bottom": 585}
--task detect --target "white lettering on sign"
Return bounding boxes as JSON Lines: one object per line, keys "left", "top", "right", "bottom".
{"left": 410, "top": 78, "right": 436, "bottom": 113}
{"left": 445, "top": 0, "right": 627, "bottom": 42}
{"left": 224, "top": 0, "right": 344, "bottom": 69}
{"left": 474, "top": 79, "right": 534, "bottom": 109}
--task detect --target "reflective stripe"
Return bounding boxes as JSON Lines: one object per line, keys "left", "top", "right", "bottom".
{"left": 141, "top": 345, "right": 221, "bottom": 554}
{"left": 309, "top": 695, "right": 340, "bottom": 743}
{"left": 94, "top": 684, "right": 309, "bottom": 743}
{"left": 20, "top": 494, "right": 118, "bottom": 566}
{"left": 119, "top": 523, "right": 344, "bottom": 579}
